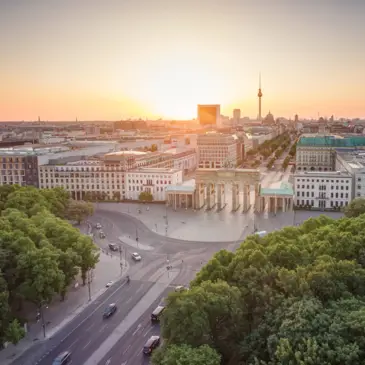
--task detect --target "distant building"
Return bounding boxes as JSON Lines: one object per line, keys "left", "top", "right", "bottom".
{"left": 233, "top": 109, "right": 241, "bottom": 126}
{"left": 197, "top": 105, "right": 221, "bottom": 128}
{"left": 296, "top": 135, "right": 365, "bottom": 172}
{"left": 197, "top": 133, "right": 238, "bottom": 168}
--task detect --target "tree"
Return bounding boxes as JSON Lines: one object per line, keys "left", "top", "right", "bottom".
{"left": 0, "top": 186, "right": 100, "bottom": 340}
{"left": 152, "top": 344, "right": 221, "bottom": 365}
{"left": 5, "top": 187, "right": 52, "bottom": 217}
{"left": 185, "top": 137, "right": 190, "bottom": 145}
{"left": 343, "top": 197, "right": 365, "bottom": 218}
{"left": 17, "top": 247, "right": 65, "bottom": 305}
{"left": 139, "top": 191, "right": 153, "bottom": 202}
{"left": 160, "top": 213, "right": 365, "bottom": 365}
{"left": 66, "top": 199, "right": 94, "bottom": 224}
{"left": 0, "top": 273, "right": 25, "bottom": 344}
{"left": 151, "top": 144, "right": 158, "bottom": 152}
{"left": 73, "top": 235, "right": 99, "bottom": 285}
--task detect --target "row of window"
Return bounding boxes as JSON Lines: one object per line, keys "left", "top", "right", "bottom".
{"left": 297, "top": 184, "right": 349, "bottom": 191}
{"left": 296, "top": 199, "right": 349, "bottom": 207}
{"left": 128, "top": 179, "right": 171, "bottom": 185}
{"left": 296, "top": 178, "right": 349, "bottom": 183}
{"left": 41, "top": 184, "right": 122, "bottom": 191}
{"left": 128, "top": 186, "right": 167, "bottom": 192}
{"left": 297, "top": 191, "right": 349, "bottom": 199}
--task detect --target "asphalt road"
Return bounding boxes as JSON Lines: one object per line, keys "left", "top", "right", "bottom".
{"left": 97, "top": 288, "right": 171, "bottom": 365}
{"left": 12, "top": 280, "right": 153, "bottom": 365}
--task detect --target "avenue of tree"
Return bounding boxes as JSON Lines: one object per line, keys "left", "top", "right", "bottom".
{"left": 0, "top": 185, "right": 97, "bottom": 345}
{"left": 153, "top": 199, "right": 365, "bottom": 365}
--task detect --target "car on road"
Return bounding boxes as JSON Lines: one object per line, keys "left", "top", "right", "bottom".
{"left": 103, "top": 303, "right": 117, "bottom": 318}
{"left": 52, "top": 351, "right": 71, "bottom": 365}
{"left": 95, "top": 223, "right": 102, "bottom": 229}
{"left": 105, "top": 281, "right": 114, "bottom": 288}
{"left": 143, "top": 335, "right": 160, "bottom": 355}
{"left": 108, "top": 243, "right": 118, "bottom": 251}
{"left": 131, "top": 252, "right": 142, "bottom": 261}
{"left": 99, "top": 231, "right": 106, "bottom": 239}
{"left": 151, "top": 305, "right": 165, "bottom": 322}
{"left": 175, "top": 285, "right": 189, "bottom": 292}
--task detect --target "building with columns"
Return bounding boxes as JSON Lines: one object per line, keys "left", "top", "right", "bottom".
{"left": 165, "top": 168, "right": 295, "bottom": 213}
{"left": 257, "top": 183, "right": 294, "bottom": 214}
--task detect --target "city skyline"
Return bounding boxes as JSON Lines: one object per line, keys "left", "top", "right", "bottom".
{"left": 1, "top": 0, "right": 365, "bottom": 121}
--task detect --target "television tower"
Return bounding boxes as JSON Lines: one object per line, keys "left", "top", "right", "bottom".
{"left": 257, "top": 73, "right": 263, "bottom": 121}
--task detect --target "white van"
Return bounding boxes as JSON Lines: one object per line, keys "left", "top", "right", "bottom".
{"left": 255, "top": 231, "right": 268, "bottom": 238}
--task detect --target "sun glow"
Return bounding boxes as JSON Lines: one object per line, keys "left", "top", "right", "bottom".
{"left": 140, "top": 58, "right": 231, "bottom": 119}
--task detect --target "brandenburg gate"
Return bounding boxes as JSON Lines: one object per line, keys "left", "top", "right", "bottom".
{"left": 194, "top": 168, "right": 261, "bottom": 212}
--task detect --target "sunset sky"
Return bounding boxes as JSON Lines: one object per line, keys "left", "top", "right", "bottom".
{"left": 1, "top": 0, "right": 364, "bottom": 121}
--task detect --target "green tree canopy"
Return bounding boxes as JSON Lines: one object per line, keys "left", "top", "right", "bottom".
{"left": 343, "top": 197, "right": 365, "bottom": 218}
{"left": 139, "top": 191, "right": 153, "bottom": 202}
{"left": 159, "top": 214, "right": 365, "bottom": 365}
{"left": 65, "top": 199, "right": 94, "bottom": 224}
{"left": 152, "top": 344, "right": 221, "bottom": 365}
{"left": 0, "top": 186, "right": 99, "bottom": 344}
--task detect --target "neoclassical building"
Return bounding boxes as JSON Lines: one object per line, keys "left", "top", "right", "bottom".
{"left": 166, "top": 168, "right": 294, "bottom": 214}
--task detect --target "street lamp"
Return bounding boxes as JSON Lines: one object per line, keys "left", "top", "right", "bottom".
{"left": 118, "top": 245, "right": 124, "bottom": 274}
{"left": 36, "top": 301, "right": 48, "bottom": 338}
{"left": 135, "top": 227, "right": 139, "bottom": 247}
{"left": 87, "top": 269, "right": 93, "bottom": 302}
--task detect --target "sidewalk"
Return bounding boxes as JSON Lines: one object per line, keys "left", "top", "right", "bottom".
{"left": 0, "top": 229, "right": 124, "bottom": 365}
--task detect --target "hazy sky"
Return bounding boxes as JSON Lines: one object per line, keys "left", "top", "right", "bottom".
{"left": 1, "top": 0, "right": 364, "bottom": 121}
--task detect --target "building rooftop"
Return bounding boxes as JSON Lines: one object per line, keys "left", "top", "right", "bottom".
{"left": 260, "top": 182, "right": 294, "bottom": 196}
{"left": 337, "top": 150, "right": 365, "bottom": 170}
{"left": 163, "top": 147, "right": 195, "bottom": 155}
{"left": 133, "top": 167, "right": 180, "bottom": 173}
{"left": 298, "top": 135, "right": 365, "bottom": 148}
{"left": 105, "top": 150, "right": 147, "bottom": 157}
{"left": 294, "top": 170, "right": 352, "bottom": 177}
{"left": 166, "top": 179, "right": 196, "bottom": 193}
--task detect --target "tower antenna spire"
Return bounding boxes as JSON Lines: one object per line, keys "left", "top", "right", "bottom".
{"left": 257, "top": 72, "right": 263, "bottom": 121}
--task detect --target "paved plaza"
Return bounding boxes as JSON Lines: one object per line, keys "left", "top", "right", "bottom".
{"left": 96, "top": 201, "right": 344, "bottom": 242}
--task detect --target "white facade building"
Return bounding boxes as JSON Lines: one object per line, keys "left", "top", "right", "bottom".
{"left": 197, "top": 133, "right": 238, "bottom": 168}
{"left": 336, "top": 150, "right": 365, "bottom": 199}
{"left": 39, "top": 159, "right": 124, "bottom": 201}
{"left": 163, "top": 148, "right": 197, "bottom": 172}
{"left": 294, "top": 171, "right": 352, "bottom": 210}
{"left": 125, "top": 168, "right": 183, "bottom": 201}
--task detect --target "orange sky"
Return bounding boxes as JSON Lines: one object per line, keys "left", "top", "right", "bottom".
{"left": 1, "top": 0, "right": 365, "bottom": 121}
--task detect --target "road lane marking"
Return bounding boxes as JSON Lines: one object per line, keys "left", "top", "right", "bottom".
{"left": 99, "top": 324, "right": 108, "bottom": 333}
{"left": 82, "top": 340, "right": 92, "bottom": 349}
{"left": 68, "top": 338, "right": 79, "bottom": 349}
{"left": 136, "top": 285, "right": 143, "bottom": 293}
{"left": 132, "top": 323, "right": 142, "bottom": 336}
{"left": 143, "top": 327, "right": 152, "bottom": 337}
{"left": 83, "top": 271, "right": 179, "bottom": 365}
{"left": 125, "top": 297, "right": 132, "bottom": 304}
{"left": 59, "top": 280, "right": 128, "bottom": 344}
{"left": 105, "top": 358, "right": 111, "bottom": 365}
{"left": 85, "top": 323, "right": 95, "bottom": 332}
{"left": 122, "top": 345, "right": 131, "bottom": 355}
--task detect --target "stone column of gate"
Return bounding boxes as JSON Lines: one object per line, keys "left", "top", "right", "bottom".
{"left": 282, "top": 197, "right": 286, "bottom": 212}
{"left": 217, "top": 183, "right": 222, "bottom": 210}
{"left": 206, "top": 183, "right": 212, "bottom": 210}
{"left": 243, "top": 184, "right": 250, "bottom": 211}
{"left": 211, "top": 183, "right": 216, "bottom": 209}
{"left": 232, "top": 183, "right": 239, "bottom": 211}
{"left": 254, "top": 183, "right": 260, "bottom": 212}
